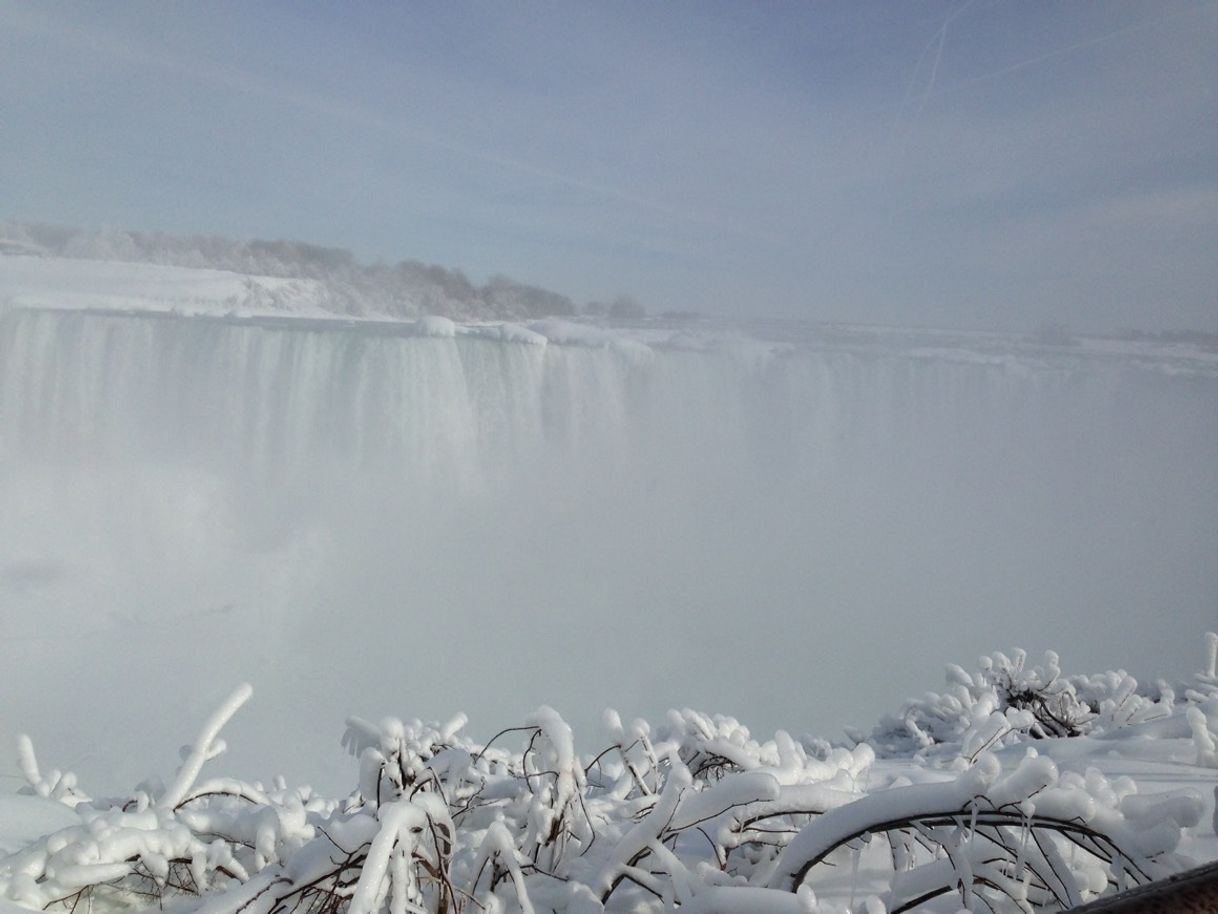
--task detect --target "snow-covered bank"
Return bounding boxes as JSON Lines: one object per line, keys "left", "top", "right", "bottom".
{"left": 4, "top": 253, "right": 1218, "bottom": 377}
{"left": 2, "top": 639, "right": 1216, "bottom": 914}
{"left": 0, "top": 255, "right": 334, "bottom": 319}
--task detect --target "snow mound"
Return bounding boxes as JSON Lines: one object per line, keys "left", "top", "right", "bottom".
{"left": 413, "top": 315, "right": 457, "bottom": 338}
{"left": 0, "top": 255, "right": 330, "bottom": 319}
{"left": 0, "top": 796, "right": 80, "bottom": 856}
{"left": 528, "top": 318, "right": 653, "bottom": 362}
{"left": 465, "top": 322, "right": 548, "bottom": 346}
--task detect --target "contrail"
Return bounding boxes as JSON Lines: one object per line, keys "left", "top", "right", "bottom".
{"left": 892, "top": 0, "right": 975, "bottom": 150}
{"left": 922, "top": 1, "right": 975, "bottom": 103}
{"left": 910, "top": 25, "right": 947, "bottom": 128}
{"left": 892, "top": 20, "right": 945, "bottom": 133}
{"left": 933, "top": 1, "right": 1216, "bottom": 97}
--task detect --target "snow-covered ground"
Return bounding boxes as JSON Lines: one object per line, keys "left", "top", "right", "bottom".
{"left": 0, "top": 254, "right": 338, "bottom": 319}
{"left": 4, "top": 253, "right": 1218, "bottom": 376}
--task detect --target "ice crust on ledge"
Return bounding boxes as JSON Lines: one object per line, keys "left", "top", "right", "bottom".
{"left": 5, "top": 253, "right": 1218, "bottom": 376}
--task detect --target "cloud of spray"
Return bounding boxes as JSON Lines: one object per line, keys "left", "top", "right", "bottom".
{"left": 2, "top": 310, "right": 1216, "bottom": 792}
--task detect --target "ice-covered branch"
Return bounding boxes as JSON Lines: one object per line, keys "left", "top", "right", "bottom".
{"left": 160, "top": 683, "right": 254, "bottom": 811}
{"left": 4, "top": 640, "right": 1213, "bottom": 914}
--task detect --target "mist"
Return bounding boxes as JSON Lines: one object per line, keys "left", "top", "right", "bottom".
{"left": 2, "top": 307, "right": 1214, "bottom": 794}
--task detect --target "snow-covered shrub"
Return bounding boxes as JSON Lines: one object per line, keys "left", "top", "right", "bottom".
{"left": 866, "top": 648, "right": 1172, "bottom": 758}
{"left": 767, "top": 750, "right": 1200, "bottom": 912}
{"left": 3, "top": 640, "right": 1213, "bottom": 914}
{"left": 0, "top": 685, "right": 312, "bottom": 912}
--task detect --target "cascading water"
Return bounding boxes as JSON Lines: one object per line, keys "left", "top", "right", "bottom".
{"left": 2, "top": 306, "right": 1216, "bottom": 792}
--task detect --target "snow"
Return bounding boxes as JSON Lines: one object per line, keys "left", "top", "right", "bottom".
{"left": 0, "top": 254, "right": 332, "bottom": 319}
{"left": 413, "top": 315, "right": 457, "bottom": 338}
{"left": 0, "top": 797, "right": 80, "bottom": 855}
{"left": 160, "top": 683, "right": 254, "bottom": 811}
{"left": 0, "top": 657, "right": 1215, "bottom": 913}
{"left": 1187, "top": 706, "right": 1218, "bottom": 767}
{"left": 4, "top": 253, "right": 1218, "bottom": 377}
{"left": 526, "top": 318, "right": 654, "bottom": 363}
{"left": 465, "top": 322, "right": 548, "bottom": 346}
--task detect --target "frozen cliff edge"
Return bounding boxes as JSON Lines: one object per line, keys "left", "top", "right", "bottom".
{"left": 4, "top": 253, "right": 1218, "bottom": 378}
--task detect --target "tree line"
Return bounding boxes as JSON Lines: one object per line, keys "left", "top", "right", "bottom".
{"left": 1, "top": 221, "right": 651, "bottom": 321}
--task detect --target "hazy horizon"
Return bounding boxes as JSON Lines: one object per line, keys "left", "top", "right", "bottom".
{"left": 5, "top": 218, "right": 1218, "bottom": 338}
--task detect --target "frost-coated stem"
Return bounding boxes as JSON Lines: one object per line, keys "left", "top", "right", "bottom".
{"left": 1186, "top": 706, "right": 1217, "bottom": 768}
{"left": 16, "top": 734, "right": 41, "bottom": 788}
{"left": 160, "top": 683, "right": 254, "bottom": 810}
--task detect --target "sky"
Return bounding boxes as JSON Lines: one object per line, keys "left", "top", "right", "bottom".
{"left": 1, "top": 0, "right": 1216, "bottom": 331}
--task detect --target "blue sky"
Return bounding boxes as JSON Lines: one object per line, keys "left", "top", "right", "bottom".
{"left": 2, "top": 1, "right": 1215, "bottom": 330}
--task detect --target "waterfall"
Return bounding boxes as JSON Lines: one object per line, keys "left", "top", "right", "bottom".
{"left": 2, "top": 307, "right": 1216, "bottom": 792}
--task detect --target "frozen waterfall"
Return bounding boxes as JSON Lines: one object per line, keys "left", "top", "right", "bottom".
{"left": 2, "top": 307, "right": 1216, "bottom": 792}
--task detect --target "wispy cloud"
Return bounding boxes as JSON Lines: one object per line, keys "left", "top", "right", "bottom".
{"left": 3, "top": 3, "right": 781, "bottom": 247}
{"left": 933, "top": 1, "right": 1217, "bottom": 97}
